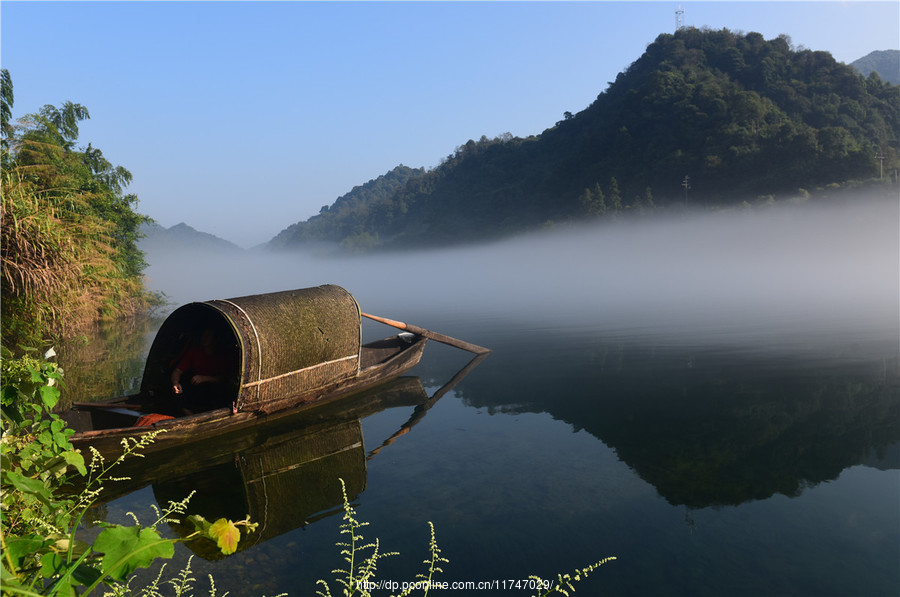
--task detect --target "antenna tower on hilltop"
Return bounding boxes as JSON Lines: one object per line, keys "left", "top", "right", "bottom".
{"left": 675, "top": 5, "right": 685, "bottom": 31}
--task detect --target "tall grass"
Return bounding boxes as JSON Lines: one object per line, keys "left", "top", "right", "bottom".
{"left": 1, "top": 149, "right": 150, "bottom": 347}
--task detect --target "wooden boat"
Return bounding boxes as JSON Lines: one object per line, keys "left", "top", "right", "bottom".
{"left": 74, "top": 346, "right": 487, "bottom": 559}
{"left": 61, "top": 285, "right": 431, "bottom": 458}
{"left": 82, "top": 376, "right": 430, "bottom": 559}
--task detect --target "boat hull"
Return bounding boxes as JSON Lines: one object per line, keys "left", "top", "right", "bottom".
{"left": 65, "top": 335, "right": 427, "bottom": 459}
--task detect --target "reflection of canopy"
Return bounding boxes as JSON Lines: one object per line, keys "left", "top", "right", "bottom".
{"left": 154, "top": 417, "right": 367, "bottom": 560}
{"left": 141, "top": 285, "right": 362, "bottom": 411}
{"left": 150, "top": 376, "right": 430, "bottom": 560}
{"left": 240, "top": 418, "right": 366, "bottom": 549}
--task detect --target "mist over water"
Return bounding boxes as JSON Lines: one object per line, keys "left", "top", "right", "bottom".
{"left": 144, "top": 194, "right": 898, "bottom": 352}
{"left": 119, "top": 194, "right": 900, "bottom": 597}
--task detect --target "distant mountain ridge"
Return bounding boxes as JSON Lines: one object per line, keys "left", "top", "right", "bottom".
{"left": 851, "top": 49, "right": 900, "bottom": 85}
{"left": 268, "top": 165, "right": 424, "bottom": 251}
{"left": 269, "top": 28, "right": 899, "bottom": 252}
{"left": 139, "top": 221, "right": 242, "bottom": 254}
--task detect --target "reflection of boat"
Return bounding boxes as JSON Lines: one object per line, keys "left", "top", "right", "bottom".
{"left": 88, "top": 353, "right": 487, "bottom": 559}
{"left": 61, "top": 285, "right": 431, "bottom": 458}
{"left": 152, "top": 376, "right": 426, "bottom": 559}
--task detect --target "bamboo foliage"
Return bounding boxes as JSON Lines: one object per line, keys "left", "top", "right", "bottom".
{"left": 0, "top": 161, "right": 140, "bottom": 342}
{"left": 1, "top": 146, "right": 146, "bottom": 345}
{"left": 1, "top": 69, "right": 151, "bottom": 346}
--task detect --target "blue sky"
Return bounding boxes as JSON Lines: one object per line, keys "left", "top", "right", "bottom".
{"left": 2, "top": 1, "right": 898, "bottom": 247}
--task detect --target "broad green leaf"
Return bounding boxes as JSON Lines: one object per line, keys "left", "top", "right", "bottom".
{"left": 208, "top": 518, "right": 241, "bottom": 555}
{"left": 5, "top": 535, "right": 50, "bottom": 567}
{"left": 40, "top": 552, "right": 64, "bottom": 578}
{"left": 70, "top": 561, "right": 104, "bottom": 587}
{"left": 43, "top": 549, "right": 105, "bottom": 588}
{"left": 3, "top": 471, "right": 54, "bottom": 505}
{"left": 0, "top": 564, "right": 33, "bottom": 596}
{"left": 186, "top": 514, "right": 211, "bottom": 533}
{"left": 61, "top": 450, "right": 87, "bottom": 476}
{"left": 38, "top": 429, "right": 53, "bottom": 447}
{"left": 94, "top": 525, "right": 174, "bottom": 581}
{"left": 40, "top": 384, "right": 60, "bottom": 409}
{"left": 41, "top": 454, "right": 70, "bottom": 479}
{"left": 53, "top": 431, "right": 71, "bottom": 450}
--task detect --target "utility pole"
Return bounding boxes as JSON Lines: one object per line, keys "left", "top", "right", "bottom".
{"left": 876, "top": 153, "right": 886, "bottom": 180}
{"left": 682, "top": 175, "right": 691, "bottom": 207}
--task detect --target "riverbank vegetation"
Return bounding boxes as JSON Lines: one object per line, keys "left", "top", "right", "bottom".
{"left": 0, "top": 348, "right": 261, "bottom": 595}
{"left": 270, "top": 28, "right": 899, "bottom": 251}
{"left": 1, "top": 69, "right": 155, "bottom": 349}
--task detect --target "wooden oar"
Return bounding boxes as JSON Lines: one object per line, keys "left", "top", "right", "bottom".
{"left": 367, "top": 351, "right": 489, "bottom": 460}
{"left": 361, "top": 312, "right": 491, "bottom": 354}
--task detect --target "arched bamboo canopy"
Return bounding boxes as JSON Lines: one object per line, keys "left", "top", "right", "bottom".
{"left": 141, "top": 285, "right": 362, "bottom": 411}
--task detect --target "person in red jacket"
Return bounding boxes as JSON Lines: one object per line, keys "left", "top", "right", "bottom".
{"left": 170, "top": 327, "right": 228, "bottom": 414}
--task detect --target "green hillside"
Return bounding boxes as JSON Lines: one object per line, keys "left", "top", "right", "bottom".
{"left": 268, "top": 165, "right": 425, "bottom": 251}
{"left": 271, "top": 28, "right": 900, "bottom": 251}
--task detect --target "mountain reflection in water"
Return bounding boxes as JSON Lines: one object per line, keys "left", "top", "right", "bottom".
{"left": 454, "top": 326, "right": 899, "bottom": 509}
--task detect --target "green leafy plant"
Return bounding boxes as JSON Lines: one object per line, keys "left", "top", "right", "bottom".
{"left": 316, "top": 479, "right": 399, "bottom": 597}
{"left": 316, "top": 479, "right": 615, "bottom": 597}
{"left": 1, "top": 346, "right": 86, "bottom": 539}
{"left": 389, "top": 522, "right": 448, "bottom": 597}
{"left": 184, "top": 514, "right": 257, "bottom": 557}
{"left": 0, "top": 348, "right": 257, "bottom": 596}
{"left": 529, "top": 557, "right": 618, "bottom": 597}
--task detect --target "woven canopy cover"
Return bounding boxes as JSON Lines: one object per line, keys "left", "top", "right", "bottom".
{"left": 141, "top": 285, "right": 362, "bottom": 411}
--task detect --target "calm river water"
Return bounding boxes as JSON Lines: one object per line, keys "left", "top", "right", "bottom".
{"left": 65, "top": 198, "right": 899, "bottom": 596}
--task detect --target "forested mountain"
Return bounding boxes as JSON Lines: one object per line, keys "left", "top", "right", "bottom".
{"left": 271, "top": 28, "right": 900, "bottom": 252}
{"left": 139, "top": 222, "right": 242, "bottom": 254}
{"left": 851, "top": 50, "right": 900, "bottom": 85}
{"left": 268, "top": 165, "right": 425, "bottom": 251}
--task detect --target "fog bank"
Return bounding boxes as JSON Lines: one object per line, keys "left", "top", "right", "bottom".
{"left": 144, "top": 194, "right": 898, "bottom": 348}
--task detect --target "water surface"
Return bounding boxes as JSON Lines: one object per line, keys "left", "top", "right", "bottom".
{"left": 73, "top": 197, "right": 899, "bottom": 596}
